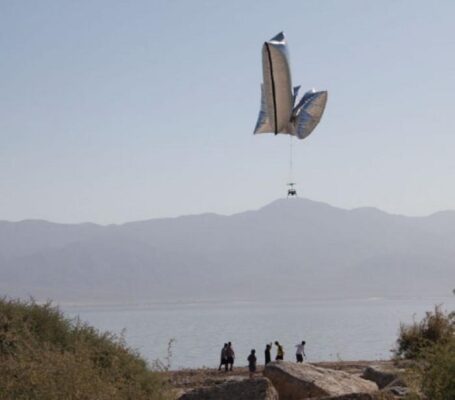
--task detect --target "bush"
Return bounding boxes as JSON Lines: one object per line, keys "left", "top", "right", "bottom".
{"left": 417, "top": 339, "right": 455, "bottom": 400}
{"left": 404, "top": 338, "right": 455, "bottom": 400}
{"left": 394, "top": 305, "right": 454, "bottom": 360}
{"left": 0, "top": 297, "right": 172, "bottom": 400}
{"left": 395, "top": 305, "right": 455, "bottom": 400}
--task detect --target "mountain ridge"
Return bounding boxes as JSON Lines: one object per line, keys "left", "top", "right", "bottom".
{"left": 2, "top": 197, "right": 454, "bottom": 226}
{"left": 1, "top": 198, "right": 454, "bottom": 303}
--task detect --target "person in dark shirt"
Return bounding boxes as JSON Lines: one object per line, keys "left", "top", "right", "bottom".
{"left": 264, "top": 343, "right": 272, "bottom": 365}
{"left": 226, "top": 341, "right": 235, "bottom": 371}
{"left": 247, "top": 349, "right": 257, "bottom": 379}
{"left": 218, "top": 343, "right": 228, "bottom": 371}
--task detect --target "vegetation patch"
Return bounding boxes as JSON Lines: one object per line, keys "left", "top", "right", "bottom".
{"left": 0, "top": 297, "right": 171, "bottom": 400}
{"left": 394, "top": 305, "right": 455, "bottom": 400}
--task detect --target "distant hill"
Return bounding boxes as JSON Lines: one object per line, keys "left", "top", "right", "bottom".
{"left": 1, "top": 198, "right": 454, "bottom": 303}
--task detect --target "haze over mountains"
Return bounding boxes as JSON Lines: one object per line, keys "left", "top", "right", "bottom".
{"left": 1, "top": 198, "right": 454, "bottom": 304}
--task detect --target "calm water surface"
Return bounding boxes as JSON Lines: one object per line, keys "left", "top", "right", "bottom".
{"left": 63, "top": 297, "right": 455, "bottom": 369}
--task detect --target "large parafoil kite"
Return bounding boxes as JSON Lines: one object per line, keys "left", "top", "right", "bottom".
{"left": 253, "top": 32, "right": 327, "bottom": 196}
{"left": 254, "top": 32, "right": 327, "bottom": 139}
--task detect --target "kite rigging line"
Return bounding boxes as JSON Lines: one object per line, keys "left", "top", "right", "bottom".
{"left": 287, "top": 135, "right": 297, "bottom": 197}
{"left": 289, "top": 135, "right": 294, "bottom": 182}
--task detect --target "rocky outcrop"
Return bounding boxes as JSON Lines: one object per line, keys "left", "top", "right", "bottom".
{"left": 381, "top": 378, "right": 410, "bottom": 398}
{"left": 317, "top": 394, "right": 376, "bottom": 400}
{"left": 361, "top": 365, "right": 402, "bottom": 389}
{"left": 317, "top": 394, "right": 398, "bottom": 400}
{"left": 264, "top": 362, "right": 378, "bottom": 400}
{"left": 178, "top": 377, "right": 278, "bottom": 400}
{"left": 361, "top": 365, "right": 412, "bottom": 399}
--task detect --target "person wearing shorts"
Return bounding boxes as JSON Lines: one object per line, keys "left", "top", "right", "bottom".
{"left": 295, "top": 341, "right": 306, "bottom": 363}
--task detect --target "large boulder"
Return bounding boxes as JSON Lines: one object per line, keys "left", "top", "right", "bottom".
{"left": 264, "top": 362, "right": 378, "bottom": 400}
{"left": 316, "top": 394, "right": 393, "bottom": 400}
{"left": 361, "top": 365, "right": 402, "bottom": 389}
{"left": 178, "top": 377, "right": 278, "bottom": 400}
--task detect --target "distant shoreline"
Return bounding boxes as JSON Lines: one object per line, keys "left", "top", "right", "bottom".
{"left": 58, "top": 294, "right": 455, "bottom": 309}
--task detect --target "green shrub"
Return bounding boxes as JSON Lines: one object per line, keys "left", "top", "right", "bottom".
{"left": 0, "top": 297, "right": 172, "bottom": 400}
{"left": 394, "top": 305, "right": 455, "bottom": 360}
{"left": 396, "top": 305, "right": 455, "bottom": 400}
{"left": 404, "top": 338, "right": 455, "bottom": 400}
{"left": 418, "top": 339, "right": 455, "bottom": 400}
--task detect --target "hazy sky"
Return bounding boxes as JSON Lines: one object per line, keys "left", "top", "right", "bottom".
{"left": 1, "top": 1, "right": 454, "bottom": 223}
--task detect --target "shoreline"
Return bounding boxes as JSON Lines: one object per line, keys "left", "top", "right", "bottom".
{"left": 58, "top": 294, "right": 455, "bottom": 309}
{"left": 167, "top": 359, "right": 395, "bottom": 394}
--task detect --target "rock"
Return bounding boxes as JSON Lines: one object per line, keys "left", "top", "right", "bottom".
{"left": 384, "top": 386, "right": 409, "bottom": 397}
{"left": 317, "top": 393, "right": 396, "bottom": 400}
{"left": 264, "top": 361, "right": 378, "bottom": 400}
{"left": 178, "top": 377, "right": 278, "bottom": 400}
{"left": 384, "top": 377, "right": 407, "bottom": 389}
{"left": 382, "top": 379, "right": 410, "bottom": 399}
{"left": 361, "top": 365, "right": 401, "bottom": 389}
{"left": 317, "top": 394, "right": 375, "bottom": 400}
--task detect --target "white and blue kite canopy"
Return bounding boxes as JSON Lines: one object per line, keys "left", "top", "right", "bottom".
{"left": 254, "top": 32, "right": 328, "bottom": 140}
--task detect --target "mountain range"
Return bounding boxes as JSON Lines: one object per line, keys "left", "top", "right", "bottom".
{"left": 1, "top": 198, "right": 454, "bottom": 304}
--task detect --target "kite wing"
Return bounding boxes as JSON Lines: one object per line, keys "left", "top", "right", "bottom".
{"left": 253, "top": 32, "right": 328, "bottom": 139}
{"left": 254, "top": 84, "right": 274, "bottom": 134}
{"left": 254, "top": 32, "right": 293, "bottom": 135}
{"left": 290, "top": 90, "right": 328, "bottom": 140}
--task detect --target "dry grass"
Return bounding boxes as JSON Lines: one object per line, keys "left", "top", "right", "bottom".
{"left": 0, "top": 297, "right": 172, "bottom": 400}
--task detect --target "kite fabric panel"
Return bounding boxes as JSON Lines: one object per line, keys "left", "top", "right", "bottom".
{"left": 291, "top": 90, "right": 328, "bottom": 140}
{"left": 254, "top": 32, "right": 328, "bottom": 140}
{"left": 253, "top": 84, "right": 274, "bottom": 134}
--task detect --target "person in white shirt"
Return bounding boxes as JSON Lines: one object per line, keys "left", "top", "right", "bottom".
{"left": 295, "top": 340, "right": 306, "bottom": 363}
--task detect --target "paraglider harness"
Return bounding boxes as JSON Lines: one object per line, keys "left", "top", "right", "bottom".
{"left": 287, "top": 182, "right": 297, "bottom": 197}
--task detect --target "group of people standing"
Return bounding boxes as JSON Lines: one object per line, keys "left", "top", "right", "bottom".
{"left": 218, "top": 342, "right": 236, "bottom": 371}
{"left": 219, "top": 340, "right": 306, "bottom": 378}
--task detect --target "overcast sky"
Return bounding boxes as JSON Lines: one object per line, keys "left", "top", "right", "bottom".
{"left": 1, "top": 1, "right": 454, "bottom": 223}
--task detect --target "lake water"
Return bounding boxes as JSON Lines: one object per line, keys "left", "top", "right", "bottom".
{"left": 63, "top": 296, "right": 455, "bottom": 370}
